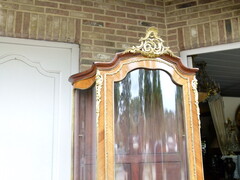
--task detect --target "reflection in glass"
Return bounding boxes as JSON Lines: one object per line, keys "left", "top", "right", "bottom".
{"left": 114, "top": 69, "right": 188, "bottom": 180}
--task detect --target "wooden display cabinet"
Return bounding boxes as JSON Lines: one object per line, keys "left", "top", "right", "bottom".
{"left": 69, "top": 27, "right": 204, "bottom": 180}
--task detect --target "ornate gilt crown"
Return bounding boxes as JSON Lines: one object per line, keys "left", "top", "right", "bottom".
{"left": 124, "top": 27, "right": 175, "bottom": 58}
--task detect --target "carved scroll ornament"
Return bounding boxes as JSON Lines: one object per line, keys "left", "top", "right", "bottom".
{"left": 124, "top": 27, "right": 176, "bottom": 58}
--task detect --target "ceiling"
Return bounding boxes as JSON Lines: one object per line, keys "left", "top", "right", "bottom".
{"left": 193, "top": 48, "right": 240, "bottom": 97}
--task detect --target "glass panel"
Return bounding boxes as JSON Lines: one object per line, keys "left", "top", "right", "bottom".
{"left": 114, "top": 69, "right": 188, "bottom": 180}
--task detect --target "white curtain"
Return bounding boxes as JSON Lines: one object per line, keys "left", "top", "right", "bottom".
{"left": 208, "top": 94, "right": 228, "bottom": 155}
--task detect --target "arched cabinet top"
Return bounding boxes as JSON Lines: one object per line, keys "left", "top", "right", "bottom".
{"left": 69, "top": 27, "right": 198, "bottom": 89}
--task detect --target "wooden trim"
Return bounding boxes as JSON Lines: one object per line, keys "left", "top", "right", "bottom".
{"left": 69, "top": 52, "right": 198, "bottom": 86}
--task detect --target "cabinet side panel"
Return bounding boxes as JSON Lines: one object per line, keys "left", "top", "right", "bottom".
{"left": 74, "top": 87, "right": 96, "bottom": 180}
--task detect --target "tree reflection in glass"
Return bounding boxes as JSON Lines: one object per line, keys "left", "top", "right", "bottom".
{"left": 114, "top": 69, "right": 187, "bottom": 180}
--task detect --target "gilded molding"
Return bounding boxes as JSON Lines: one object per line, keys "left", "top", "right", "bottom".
{"left": 192, "top": 76, "right": 201, "bottom": 128}
{"left": 124, "top": 27, "right": 176, "bottom": 58}
{"left": 96, "top": 70, "right": 103, "bottom": 125}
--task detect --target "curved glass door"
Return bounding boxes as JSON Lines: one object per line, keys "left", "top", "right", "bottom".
{"left": 114, "top": 69, "right": 188, "bottom": 180}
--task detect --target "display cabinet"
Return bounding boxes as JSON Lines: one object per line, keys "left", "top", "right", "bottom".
{"left": 69, "top": 27, "right": 204, "bottom": 180}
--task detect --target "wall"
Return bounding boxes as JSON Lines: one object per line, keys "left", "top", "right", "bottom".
{"left": 165, "top": 0, "right": 240, "bottom": 54}
{"left": 0, "top": 0, "right": 165, "bottom": 71}
{"left": 0, "top": 0, "right": 240, "bottom": 71}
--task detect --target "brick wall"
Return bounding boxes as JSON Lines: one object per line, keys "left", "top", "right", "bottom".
{"left": 0, "top": 0, "right": 239, "bottom": 71}
{"left": 0, "top": 0, "right": 165, "bottom": 71}
{"left": 165, "top": 0, "right": 240, "bottom": 53}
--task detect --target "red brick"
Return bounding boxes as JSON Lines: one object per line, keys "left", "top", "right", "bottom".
{"left": 20, "top": 5, "right": 44, "bottom": 12}
{"left": 146, "top": 5, "right": 164, "bottom": 11}
{"left": 94, "top": 40, "right": 115, "bottom": 47}
{"left": 72, "top": 0, "right": 93, "bottom": 6}
{"left": 187, "top": 4, "right": 209, "bottom": 13}
{"left": 82, "top": 32, "right": 104, "bottom": 40}
{"left": 204, "top": 23, "right": 212, "bottom": 46}
{"left": 210, "top": 12, "right": 233, "bottom": 21}
{"left": 139, "top": 21, "right": 156, "bottom": 27}
{"left": 137, "top": 9, "right": 156, "bottom": 16}
{"left": 94, "top": 2, "right": 115, "bottom": 10}
{"left": 177, "top": 13, "right": 198, "bottom": 21}
{"left": 83, "top": 20, "right": 103, "bottom": 27}
{"left": 166, "top": 9, "right": 186, "bottom": 17}
{"left": 222, "top": 4, "right": 240, "bottom": 12}
{"left": 190, "top": 26, "right": 198, "bottom": 48}
{"left": 168, "top": 34, "right": 177, "bottom": 41}
{"left": 232, "top": 18, "right": 240, "bottom": 41}
{"left": 197, "top": 24, "right": 205, "bottom": 46}
{"left": 29, "top": 14, "right": 38, "bottom": 39}
{"left": 37, "top": 14, "right": 46, "bottom": 40}
{"left": 52, "top": 16, "right": 60, "bottom": 41}
{"left": 176, "top": 1, "right": 197, "bottom": 9}
{"left": 225, "top": 19, "right": 232, "bottom": 41}
{"left": 157, "top": 12, "right": 165, "bottom": 18}
{"left": 15, "top": 11, "right": 23, "bottom": 37}
{"left": 127, "top": 37, "right": 139, "bottom": 43}
{"left": 93, "top": 27, "right": 115, "bottom": 34}
{"left": 35, "top": 0, "right": 58, "bottom": 8}
{"left": 218, "top": 20, "right": 226, "bottom": 43}
{"left": 210, "top": 21, "right": 219, "bottom": 45}
{"left": 106, "top": 22, "right": 126, "bottom": 29}
{"left": 46, "top": 15, "right": 53, "bottom": 40}
{"left": 166, "top": 17, "right": 177, "bottom": 23}
{"left": 67, "top": 18, "right": 75, "bottom": 42}
{"left": 183, "top": 26, "right": 191, "bottom": 49}
{"left": 22, "top": 12, "right": 30, "bottom": 38}
{"left": 59, "top": 17, "right": 68, "bottom": 41}
{"left": 0, "top": 2, "right": 19, "bottom": 9}
{"left": 81, "top": 52, "right": 93, "bottom": 58}
{"left": 49, "top": 0, "right": 70, "bottom": 3}
{"left": 94, "top": 15, "right": 115, "bottom": 22}
{"left": 168, "top": 29, "right": 177, "bottom": 34}
{"left": 82, "top": 25, "right": 93, "bottom": 31}
{"left": 60, "top": 4, "right": 82, "bottom": 11}
{"left": 19, "top": 0, "right": 34, "bottom": 4}
{"left": 116, "top": 30, "right": 137, "bottom": 37}
{"left": 199, "top": 0, "right": 219, "bottom": 4}
{"left": 117, "top": 18, "right": 137, "bottom": 25}
{"left": 106, "top": 35, "right": 126, "bottom": 42}
{"left": 117, "top": 6, "right": 136, "bottom": 13}
{"left": 106, "top": 10, "right": 125, "bottom": 17}
{"left": 46, "top": 8, "right": 69, "bottom": 16}
{"left": 126, "top": 2, "right": 145, "bottom": 9}
{"left": 0, "top": 9, "right": 7, "bottom": 35}
{"left": 70, "top": 12, "right": 93, "bottom": 19}
{"left": 82, "top": 38, "right": 93, "bottom": 45}
{"left": 167, "top": 21, "right": 187, "bottom": 28}
{"left": 127, "top": 25, "right": 146, "bottom": 32}
{"left": 83, "top": 7, "right": 104, "bottom": 14}
{"left": 106, "top": 48, "right": 123, "bottom": 54}
{"left": 177, "top": 28, "right": 184, "bottom": 50}
{"left": 199, "top": 9, "right": 222, "bottom": 17}
{"left": 147, "top": 16, "right": 165, "bottom": 23}
{"left": 188, "top": 17, "right": 209, "bottom": 25}
{"left": 234, "top": 10, "right": 240, "bottom": 16}
{"left": 127, "top": 13, "right": 146, "bottom": 20}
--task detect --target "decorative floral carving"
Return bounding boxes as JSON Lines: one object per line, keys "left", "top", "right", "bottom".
{"left": 124, "top": 27, "right": 176, "bottom": 58}
{"left": 192, "top": 76, "right": 201, "bottom": 127}
{"left": 96, "top": 70, "right": 103, "bottom": 123}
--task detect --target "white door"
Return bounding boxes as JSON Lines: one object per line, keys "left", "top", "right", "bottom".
{"left": 0, "top": 37, "right": 79, "bottom": 180}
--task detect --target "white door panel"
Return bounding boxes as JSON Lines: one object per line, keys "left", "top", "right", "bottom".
{"left": 0, "top": 37, "right": 79, "bottom": 180}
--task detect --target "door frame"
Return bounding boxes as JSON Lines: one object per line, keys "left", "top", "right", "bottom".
{"left": 180, "top": 41, "right": 240, "bottom": 67}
